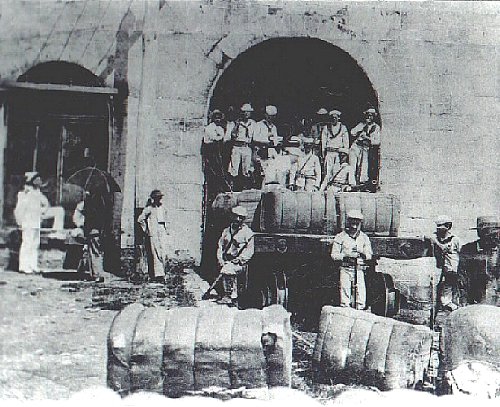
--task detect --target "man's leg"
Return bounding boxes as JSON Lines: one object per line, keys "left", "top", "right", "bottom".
{"left": 356, "top": 268, "right": 367, "bottom": 310}
{"left": 87, "top": 231, "right": 104, "bottom": 280}
{"left": 339, "top": 267, "right": 353, "bottom": 307}
{"left": 19, "top": 228, "right": 39, "bottom": 273}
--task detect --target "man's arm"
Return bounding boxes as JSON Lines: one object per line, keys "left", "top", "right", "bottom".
{"left": 236, "top": 231, "right": 254, "bottom": 265}
{"left": 217, "top": 230, "right": 227, "bottom": 267}
{"left": 362, "top": 235, "right": 373, "bottom": 261}
{"left": 137, "top": 206, "right": 151, "bottom": 233}
{"left": 342, "top": 125, "right": 350, "bottom": 149}
{"left": 330, "top": 235, "right": 344, "bottom": 261}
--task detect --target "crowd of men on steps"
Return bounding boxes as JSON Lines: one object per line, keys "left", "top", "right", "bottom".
{"left": 202, "top": 104, "right": 381, "bottom": 201}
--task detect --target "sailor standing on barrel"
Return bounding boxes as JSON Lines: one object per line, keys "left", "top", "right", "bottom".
{"left": 330, "top": 210, "right": 373, "bottom": 310}
{"left": 217, "top": 206, "right": 254, "bottom": 306}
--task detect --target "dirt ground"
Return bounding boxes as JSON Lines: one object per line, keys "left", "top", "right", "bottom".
{"left": 0, "top": 270, "right": 118, "bottom": 399}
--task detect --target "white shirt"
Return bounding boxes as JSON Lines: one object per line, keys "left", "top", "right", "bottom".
{"left": 331, "top": 230, "right": 373, "bottom": 266}
{"left": 203, "top": 122, "right": 225, "bottom": 143}
{"left": 14, "top": 187, "right": 49, "bottom": 228}
{"left": 254, "top": 120, "right": 279, "bottom": 145}
{"left": 351, "top": 122, "right": 381, "bottom": 147}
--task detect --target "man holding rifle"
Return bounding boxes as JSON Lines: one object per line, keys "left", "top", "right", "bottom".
{"left": 216, "top": 206, "right": 255, "bottom": 306}
{"left": 330, "top": 210, "right": 373, "bottom": 309}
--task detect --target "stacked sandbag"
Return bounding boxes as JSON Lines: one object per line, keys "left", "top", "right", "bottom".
{"left": 211, "top": 189, "right": 262, "bottom": 228}
{"left": 336, "top": 192, "right": 401, "bottom": 237}
{"left": 377, "top": 257, "right": 441, "bottom": 326}
{"left": 442, "top": 305, "right": 500, "bottom": 398}
{"left": 259, "top": 190, "right": 401, "bottom": 236}
{"left": 259, "top": 189, "right": 337, "bottom": 234}
{"left": 313, "top": 306, "right": 432, "bottom": 390}
{"left": 107, "top": 304, "right": 292, "bottom": 397}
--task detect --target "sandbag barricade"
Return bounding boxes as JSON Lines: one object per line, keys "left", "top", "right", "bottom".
{"left": 259, "top": 190, "right": 400, "bottom": 237}
{"left": 107, "top": 304, "right": 292, "bottom": 397}
{"left": 259, "top": 190, "right": 337, "bottom": 235}
{"left": 312, "top": 306, "right": 432, "bottom": 390}
{"left": 336, "top": 192, "right": 400, "bottom": 237}
{"left": 211, "top": 189, "right": 262, "bottom": 229}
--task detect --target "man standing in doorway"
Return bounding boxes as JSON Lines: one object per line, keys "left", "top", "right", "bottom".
{"left": 349, "top": 108, "right": 381, "bottom": 187}
{"left": 310, "top": 108, "right": 330, "bottom": 164}
{"left": 459, "top": 216, "right": 499, "bottom": 306}
{"left": 330, "top": 210, "right": 373, "bottom": 309}
{"left": 203, "top": 109, "right": 227, "bottom": 200}
{"left": 292, "top": 137, "right": 321, "bottom": 191}
{"left": 321, "top": 110, "right": 350, "bottom": 178}
{"left": 253, "top": 105, "right": 279, "bottom": 187}
{"left": 217, "top": 206, "right": 254, "bottom": 306}
{"left": 138, "top": 190, "right": 169, "bottom": 283}
{"left": 228, "top": 103, "right": 256, "bottom": 190}
{"left": 429, "top": 216, "right": 461, "bottom": 311}
{"left": 14, "top": 172, "right": 50, "bottom": 274}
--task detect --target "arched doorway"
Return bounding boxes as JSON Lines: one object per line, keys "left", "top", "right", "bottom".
{"left": 201, "top": 37, "right": 380, "bottom": 279}
{"left": 4, "top": 61, "right": 114, "bottom": 226}
{"left": 210, "top": 37, "right": 379, "bottom": 135}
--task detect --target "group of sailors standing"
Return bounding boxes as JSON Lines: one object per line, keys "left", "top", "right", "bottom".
{"left": 202, "top": 103, "right": 381, "bottom": 198}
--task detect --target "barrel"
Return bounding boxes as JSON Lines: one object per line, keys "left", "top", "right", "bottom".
{"left": 442, "top": 305, "right": 500, "bottom": 373}
{"left": 312, "top": 306, "right": 432, "bottom": 390}
{"left": 259, "top": 189, "right": 337, "bottom": 235}
{"left": 212, "top": 189, "right": 262, "bottom": 229}
{"left": 336, "top": 192, "right": 400, "bottom": 237}
{"left": 107, "top": 304, "right": 292, "bottom": 397}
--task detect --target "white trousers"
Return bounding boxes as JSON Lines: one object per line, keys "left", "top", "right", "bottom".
{"left": 339, "top": 266, "right": 366, "bottom": 309}
{"left": 228, "top": 145, "right": 253, "bottom": 177}
{"left": 19, "top": 228, "right": 40, "bottom": 273}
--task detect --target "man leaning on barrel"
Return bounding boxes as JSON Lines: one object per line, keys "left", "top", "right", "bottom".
{"left": 330, "top": 210, "right": 373, "bottom": 310}
{"left": 216, "top": 206, "right": 254, "bottom": 306}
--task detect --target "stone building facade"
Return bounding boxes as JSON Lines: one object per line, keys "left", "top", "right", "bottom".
{"left": 0, "top": 0, "right": 498, "bottom": 269}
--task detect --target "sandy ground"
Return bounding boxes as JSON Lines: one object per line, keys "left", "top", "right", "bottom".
{"left": 0, "top": 270, "right": 118, "bottom": 399}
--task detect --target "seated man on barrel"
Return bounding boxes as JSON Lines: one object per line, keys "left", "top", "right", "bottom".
{"left": 216, "top": 206, "right": 254, "bottom": 306}
{"left": 330, "top": 210, "right": 373, "bottom": 310}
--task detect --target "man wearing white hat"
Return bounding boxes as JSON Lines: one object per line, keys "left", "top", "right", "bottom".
{"left": 429, "top": 215, "right": 461, "bottom": 311}
{"left": 331, "top": 210, "right": 373, "bottom": 309}
{"left": 349, "top": 108, "right": 381, "bottom": 186}
{"left": 319, "top": 148, "right": 355, "bottom": 192}
{"left": 261, "top": 135, "right": 291, "bottom": 188}
{"left": 321, "top": 110, "right": 350, "bottom": 178}
{"left": 310, "top": 108, "right": 330, "bottom": 161}
{"left": 14, "top": 172, "right": 59, "bottom": 274}
{"left": 458, "top": 216, "right": 499, "bottom": 306}
{"left": 203, "top": 109, "right": 227, "bottom": 199}
{"left": 252, "top": 105, "right": 279, "bottom": 187}
{"left": 217, "top": 205, "right": 254, "bottom": 306}
{"left": 291, "top": 137, "right": 321, "bottom": 191}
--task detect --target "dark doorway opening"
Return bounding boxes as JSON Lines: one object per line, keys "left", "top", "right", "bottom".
{"left": 209, "top": 37, "right": 379, "bottom": 134}
{"left": 4, "top": 62, "right": 112, "bottom": 227}
{"left": 201, "top": 37, "right": 380, "bottom": 280}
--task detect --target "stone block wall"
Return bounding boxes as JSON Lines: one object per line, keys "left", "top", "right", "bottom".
{"left": 0, "top": 1, "right": 498, "bottom": 267}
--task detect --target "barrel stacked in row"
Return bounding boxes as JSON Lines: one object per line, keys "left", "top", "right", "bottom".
{"left": 107, "top": 303, "right": 292, "bottom": 397}
{"left": 212, "top": 189, "right": 401, "bottom": 237}
{"left": 313, "top": 306, "right": 432, "bottom": 390}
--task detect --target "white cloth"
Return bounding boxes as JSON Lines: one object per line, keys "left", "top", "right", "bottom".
{"left": 14, "top": 187, "right": 49, "bottom": 228}
{"left": 253, "top": 120, "right": 279, "bottom": 146}
{"left": 138, "top": 205, "right": 168, "bottom": 278}
{"left": 203, "top": 122, "right": 226, "bottom": 143}
{"left": 262, "top": 154, "right": 291, "bottom": 187}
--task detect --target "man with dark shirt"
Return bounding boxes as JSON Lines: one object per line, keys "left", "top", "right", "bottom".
{"left": 459, "top": 216, "right": 500, "bottom": 306}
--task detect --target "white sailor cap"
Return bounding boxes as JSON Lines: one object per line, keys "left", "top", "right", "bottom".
{"left": 329, "top": 110, "right": 341, "bottom": 117}
{"left": 316, "top": 108, "right": 328, "bottom": 115}
{"left": 347, "top": 210, "right": 364, "bottom": 220}
{"left": 241, "top": 103, "right": 254, "bottom": 112}
{"left": 265, "top": 105, "right": 277, "bottom": 115}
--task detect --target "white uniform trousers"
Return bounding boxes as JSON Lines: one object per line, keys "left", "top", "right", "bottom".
{"left": 19, "top": 228, "right": 40, "bottom": 273}
{"left": 339, "top": 266, "right": 366, "bottom": 309}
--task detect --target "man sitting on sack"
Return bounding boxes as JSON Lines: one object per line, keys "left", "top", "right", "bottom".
{"left": 216, "top": 206, "right": 254, "bottom": 306}
{"left": 330, "top": 210, "right": 373, "bottom": 310}
{"left": 291, "top": 137, "right": 321, "bottom": 191}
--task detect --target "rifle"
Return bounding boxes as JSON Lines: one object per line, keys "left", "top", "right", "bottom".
{"left": 352, "top": 257, "right": 359, "bottom": 309}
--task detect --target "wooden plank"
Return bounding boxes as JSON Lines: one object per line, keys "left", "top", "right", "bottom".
{"left": 0, "top": 79, "right": 118, "bottom": 94}
{"left": 254, "top": 234, "right": 432, "bottom": 259}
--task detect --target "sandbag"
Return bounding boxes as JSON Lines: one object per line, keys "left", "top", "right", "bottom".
{"left": 337, "top": 192, "right": 401, "bottom": 237}
{"left": 377, "top": 257, "right": 440, "bottom": 326}
{"left": 259, "top": 189, "right": 337, "bottom": 235}
{"left": 107, "top": 304, "right": 291, "bottom": 397}
{"left": 212, "top": 190, "right": 262, "bottom": 228}
{"left": 442, "top": 305, "right": 500, "bottom": 373}
{"left": 313, "top": 306, "right": 432, "bottom": 390}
